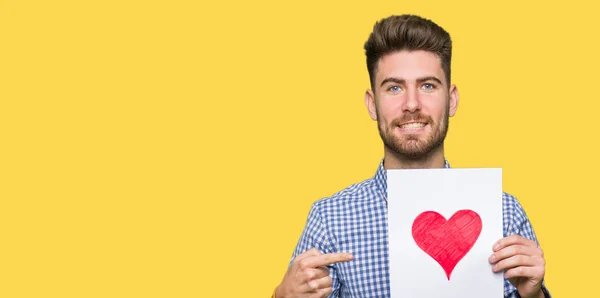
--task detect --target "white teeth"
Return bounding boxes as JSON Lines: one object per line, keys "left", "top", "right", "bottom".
{"left": 400, "top": 123, "right": 425, "bottom": 129}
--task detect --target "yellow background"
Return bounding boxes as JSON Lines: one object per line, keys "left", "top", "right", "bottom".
{"left": 1, "top": 0, "right": 596, "bottom": 297}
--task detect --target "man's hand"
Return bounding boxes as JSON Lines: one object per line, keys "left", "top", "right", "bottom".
{"left": 489, "top": 235, "right": 546, "bottom": 298}
{"left": 275, "top": 248, "right": 353, "bottom": 298}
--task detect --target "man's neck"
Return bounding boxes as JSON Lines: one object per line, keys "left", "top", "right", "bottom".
{"left": 383, "top": 145, "right": 446, "bottom": 170}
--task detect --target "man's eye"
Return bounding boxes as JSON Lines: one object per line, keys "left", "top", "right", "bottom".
{"left": 422, "top": 83, "right": 435, "bottom": 90}
{"left": 389, "top": 86, "right": 401, "bottom": 92}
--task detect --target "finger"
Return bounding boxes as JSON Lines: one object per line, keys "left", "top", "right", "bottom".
{"left": 295, "top": 248, "right": 322, "bottom": 262}
{"left": 489, "top": 245, "right": 542, "bottom": 263}
{"left": 301, "top": 275, "right": 333, "bottom": 293}
{"left": 313, "top": 267, "right": 329, "bottom": 279}
{"left": 493, "top": 235, "right": 537, "bottom": 251}
{"left": 299, "top": 266, "right": 329, "bottom": 284}
{"left": 301, "top": 252, "right": 353, "bottom": 268}
{"left": 314, "top": 286, "right": 333, "bottom": 298}
{"left": 491, "top": 254, "right": 543, "bottom": 273}
{"left": 504, "top": 265, "right": 545, "bottom": 280}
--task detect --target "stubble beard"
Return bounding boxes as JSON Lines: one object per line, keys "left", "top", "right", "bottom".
{"left": 377, "top": 106, "right": 449, "bottom": 160}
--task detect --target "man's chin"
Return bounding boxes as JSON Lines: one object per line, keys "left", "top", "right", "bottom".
{"left": 385, "top": 139, "right": 440, "bottom": 159}
{"left": 386, "top": 145, "right": 428, "bottom": 159}
{"left": 397, "top": 149, "right": 431, "bottom": 160}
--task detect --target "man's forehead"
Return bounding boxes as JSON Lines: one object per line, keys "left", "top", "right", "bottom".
{"left": 375, "top": 50, "right": 445, "bottom": 83}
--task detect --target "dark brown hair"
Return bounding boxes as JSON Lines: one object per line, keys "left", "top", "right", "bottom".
{"left": 364, "top": 14, "right": 452, "bottom": 91}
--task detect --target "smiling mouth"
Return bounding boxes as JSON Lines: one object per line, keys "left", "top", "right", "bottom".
{"left": 399, "top": 122, "right": 427, "bottom": 130}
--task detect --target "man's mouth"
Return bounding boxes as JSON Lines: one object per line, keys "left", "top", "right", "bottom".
{"left": 399, "top": 122, "right": 427, "bottom": 130}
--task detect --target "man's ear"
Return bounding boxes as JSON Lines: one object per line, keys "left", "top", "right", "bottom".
{"left": 448, "top": 84, "right": 459, "bottom": 117}
{"left": 365, "top": 89, "right": 377, "bottom": 121}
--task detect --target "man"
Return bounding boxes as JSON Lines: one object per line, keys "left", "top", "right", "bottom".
{"left": 273, "top": 14, "right": 550, "bottom": 298}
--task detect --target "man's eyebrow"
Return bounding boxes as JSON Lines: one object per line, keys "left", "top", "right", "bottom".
{"left": 380, "top": 77, "right": 405, "bottom": 88}
{"left": 416, "top": 76, "right": 443, "bottom": 85}
{"left": 380, "top": 76, "right": 444, "bottom": 88}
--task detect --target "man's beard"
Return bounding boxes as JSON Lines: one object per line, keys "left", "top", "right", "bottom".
{"left": 377, "top": 108, "right": 449, "bottom": 160}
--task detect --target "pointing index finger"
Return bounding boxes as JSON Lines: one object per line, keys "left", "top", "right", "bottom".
{"left": 294, "top": 248, "right": 321, "bottom": 262}
{"left": 304, "top": 252, "right": 353, "bottom": 268}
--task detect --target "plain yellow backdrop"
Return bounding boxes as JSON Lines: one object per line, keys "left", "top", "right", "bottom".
{"left": 1, "top": 0, "right": 598, "bottom": 297}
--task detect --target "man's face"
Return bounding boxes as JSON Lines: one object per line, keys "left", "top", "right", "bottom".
{"left": 365, "top": 50, "right": 459, "bottom": 159}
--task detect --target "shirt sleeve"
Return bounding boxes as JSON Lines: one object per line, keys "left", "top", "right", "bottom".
{"left": 503, "top": 193, "right": 551, "bottom": 298}
{"left": 289, "top": 202, "right": 342, "bottom": 297}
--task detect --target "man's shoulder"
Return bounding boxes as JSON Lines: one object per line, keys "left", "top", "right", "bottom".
{"left": 502, "top": 191, "right": 531, "bottom": 222}
{"left": 502, "top": 191, "right": 526, "bottom": 212}
{"left": 312, "top": 175, "right": 381, "bottom": 210}
{"left": 502, "top": 191, "right": 519, "bottom": 204}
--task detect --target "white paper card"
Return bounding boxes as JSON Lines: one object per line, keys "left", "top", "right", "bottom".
{"left": 387, "top": 168, "right": 504, "bottom": 298}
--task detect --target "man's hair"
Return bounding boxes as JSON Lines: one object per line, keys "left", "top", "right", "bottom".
{"left": 364, "top": 14, "right": 452, "bottom": 91}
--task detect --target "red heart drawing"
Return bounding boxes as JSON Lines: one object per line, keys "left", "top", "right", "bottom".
{"left": 411, "top": 209, "right": 482, "bottom": 280}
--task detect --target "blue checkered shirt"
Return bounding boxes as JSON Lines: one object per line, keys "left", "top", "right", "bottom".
{"left": 291, "top": 160, "right": 550, "bottom": 297}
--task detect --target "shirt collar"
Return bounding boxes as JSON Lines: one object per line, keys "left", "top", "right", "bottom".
{"left": 374, "top": 158, "right": 451, "bottom": 201}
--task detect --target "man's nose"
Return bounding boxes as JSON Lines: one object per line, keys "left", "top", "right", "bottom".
{"left": 402, "top": 88, "right": 420, "bottom": 113}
